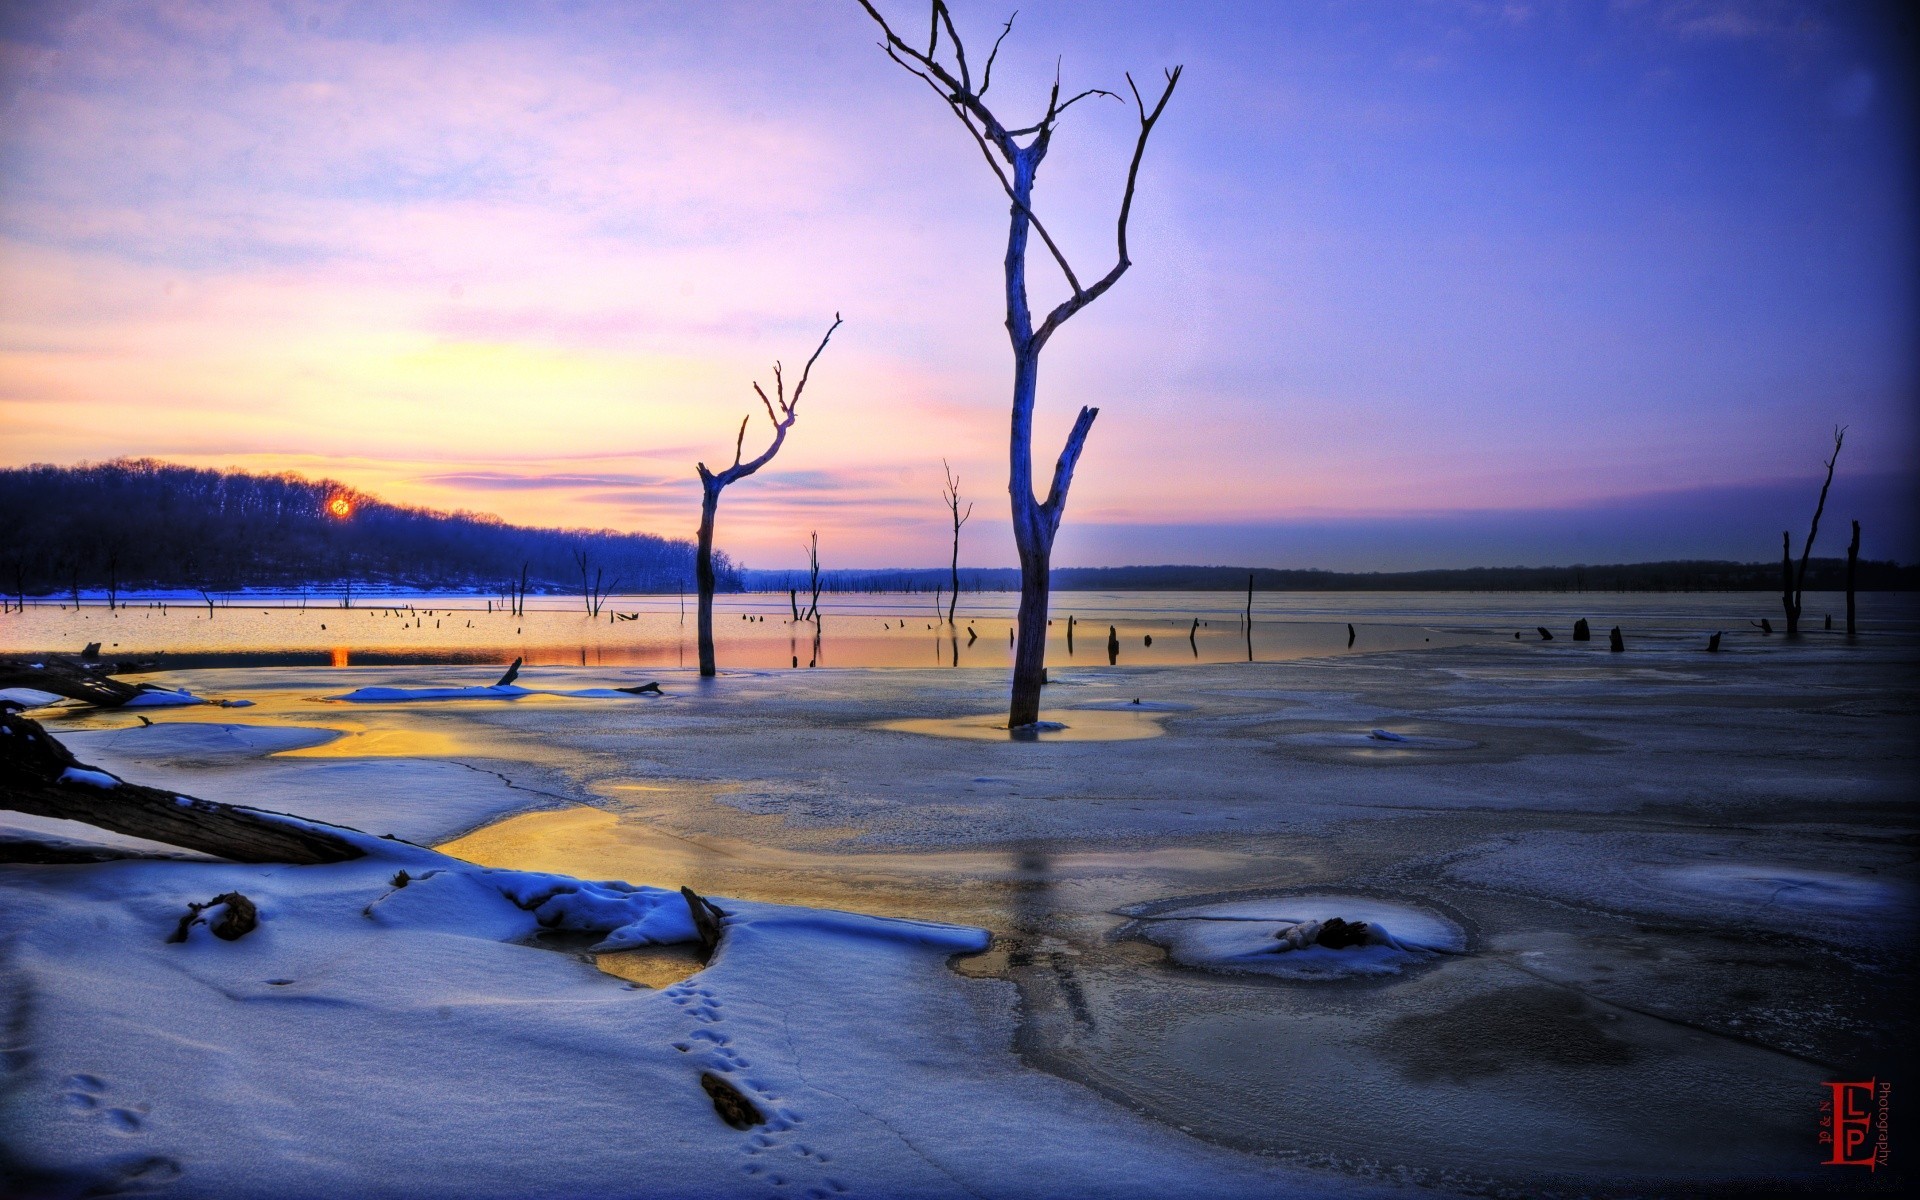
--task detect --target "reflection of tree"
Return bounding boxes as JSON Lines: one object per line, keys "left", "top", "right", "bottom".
{"left": 1006, "top": 846, "right": 1095, "bottom": 1029}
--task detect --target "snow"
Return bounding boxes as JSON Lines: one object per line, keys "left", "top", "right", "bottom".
{"left": 0, "top": 843, "right": 1348, "bottom": 1199}
{"left": 1124, "top": 894, "right": 1466, "bottom": 980}
{"left": 123, "top": 687, "right": 207, "bottom": 708}
{"left": 57, "top": 766, "right": 119, "bottom": 789}
{"left": 5, "top": 624, "right": 1914, "bottom": 1195}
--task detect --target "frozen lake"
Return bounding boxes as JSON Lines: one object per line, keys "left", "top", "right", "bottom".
{"left": 3, "top": 596, "right": 1915, "bottom": 1196}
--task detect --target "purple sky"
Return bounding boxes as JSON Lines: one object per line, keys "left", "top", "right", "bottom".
{"left": 1, "top": 1, "right": 1912, "bottom": 568}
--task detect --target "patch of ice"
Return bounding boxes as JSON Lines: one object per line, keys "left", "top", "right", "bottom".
{"left": 1661, "top": 864, "right": 1902, "bottom": 913}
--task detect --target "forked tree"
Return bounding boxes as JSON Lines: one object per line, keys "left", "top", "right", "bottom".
{"left": 694, "top": 316, "right": 842, "bottom": 677}
{"left": 857, "top": 1, "right": 1180, "bottom": 726}
{"left": 941, "top": 458, "right": 972, "bottom": 625}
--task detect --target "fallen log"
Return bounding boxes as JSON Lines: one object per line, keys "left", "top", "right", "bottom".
{"left": 0, "top": 709, "right": 365, "bottom": 865}
{"left": 0, "top": 655, "right": 151, "bottom": 707}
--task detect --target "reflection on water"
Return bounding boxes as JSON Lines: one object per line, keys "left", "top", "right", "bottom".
{"left": 3, "top": 591, "right": 1505, "bottom": 670}
{"left": 14, "top": 588, "right": 1907, "bottom": 671}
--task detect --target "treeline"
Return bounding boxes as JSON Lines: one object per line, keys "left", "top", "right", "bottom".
{"left": 741, "top": 560, "right": 1916, "bottom": 594}
{"left": 0, "top": 459, "right": 737, "bottom": 596}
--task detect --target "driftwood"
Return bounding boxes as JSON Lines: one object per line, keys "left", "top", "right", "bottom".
{"left": 1572, "top": 619, "right": 1590, "bottom": 642}
{"left": 166, "top": 891, "right": 258, "bottom": 943}
{"left": 1707, "top": 632, "right": 1722, "bottom": 652}
{"left": 1609, "top": 627, "right": 1624, "bottom": 653}
{"left": 680, "top": 886, "right": 727, "bottom": 962}
{"left": 0, "top": 709, "right": 365, "bottom": 865}
{"left": 0, "top": 655, "right": 160, "bottom": 708}
{"left": 1536, "top": 627, "right": 1554, "bottom": 642}
{"left": 495, "top": 657, "right": 523, "bottom": 687}
{"left": 617, "top": 682, "right": 664, "bottom": 696}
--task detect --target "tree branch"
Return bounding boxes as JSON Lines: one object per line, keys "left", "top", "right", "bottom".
{"left": 1040, "top": 405, "right": 1100, "bottom": 531}
{"left": 1032, "top": 65, "right": 1181, "bottom": 351}
{"left": 705, "top": 315, "right": 843, "bottom": 490}
{"left": 1795, "top": 425, "right": 1846, "bottom": 594}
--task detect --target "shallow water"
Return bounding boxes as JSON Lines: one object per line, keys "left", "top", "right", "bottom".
{"left": 11, "top": 588, "right": 1911, "bottom": 671}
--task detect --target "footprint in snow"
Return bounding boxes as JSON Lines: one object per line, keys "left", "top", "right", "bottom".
{"left": 659, "top": 982, "right": 837, "bottom": 1193}
{"left": 61, "top": 1074, "right": 149, "bottom": 1134}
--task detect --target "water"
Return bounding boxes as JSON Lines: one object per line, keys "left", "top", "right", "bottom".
{"left": 7, "top": 589, "right": 1910, "bottom": 671}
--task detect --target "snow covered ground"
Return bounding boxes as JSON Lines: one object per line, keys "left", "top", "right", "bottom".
{"left": 2, "top": 631, "right": 1914, "bottom": 1196}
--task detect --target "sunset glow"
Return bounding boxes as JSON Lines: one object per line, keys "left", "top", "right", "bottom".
{"left": 1, "top": 1, "right": 1912, "bottom": 568}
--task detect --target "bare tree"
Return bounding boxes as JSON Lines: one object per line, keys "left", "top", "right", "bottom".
{"left": 572, "top": 546, "right": 616, "bottom": 617}
{"left": 802, "top": 531, "right": 824, "bottom": 622}
{"left": 694, "top": 316, "right": 843, "bottom": 677}
{"left": 941, "top": 458, "right": 972, "bottom": 625}
{"left": 857, "top": 1, "right": 1181, "bottom": 726}
{"left": 1846, "top": 519, "right": 1860, "bottom": 639}
{"left": 1781, "top": 426, "right": 1844, "bottom": 638}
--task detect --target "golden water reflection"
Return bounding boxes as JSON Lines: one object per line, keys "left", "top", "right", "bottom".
{"left": 436, "top": 805, "right": 1258, "bottom": 938}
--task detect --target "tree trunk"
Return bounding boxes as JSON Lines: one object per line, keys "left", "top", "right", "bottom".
{"left": 696, "top": 483, "right": 720, "bottom": 677}
{"left": 1846, "top": 519, "right": 1859, "bottom": 639}
{"left": 0, "top": 710, "right": 364, "bottom": 864}
{"left": 1780, "top": 531, "right": 1799, "bottom": 638}
{"left": 1009, "top": 543, "right": 1051, "bottom": 726}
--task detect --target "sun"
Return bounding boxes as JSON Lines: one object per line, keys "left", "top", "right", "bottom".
{"left": 327, "top": 495, "right": 353, "bottom": 519}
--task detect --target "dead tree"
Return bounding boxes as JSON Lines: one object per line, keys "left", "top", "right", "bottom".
{"left": 801, "top": 532, "right": 824, "bottom": 622}
{"left": 0, "top": 709, "right": 364, "bottom": 864}
{"left": 858, "top": 1, "right": 1180, "bottom": 726}
{"left": 573, "top": 547, "right": 616, "bottom": 618}
{"left": 1846, "top": 519, "right": 1860, "bottom": 639}
{"left": 942, "top": 459, "right": 973, "bottom": 625}
{"left": 1781, "top": 426, "right": 1843, "bottom": 637}
{"left": 694, "top": 316, "right": 842, "bottom": 677}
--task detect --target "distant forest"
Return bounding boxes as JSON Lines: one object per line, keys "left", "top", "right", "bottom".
{"left": 0, "top": 459, "right": 732, "bottom": 596}
{"left": 742, "top": 559, "right": 1916, "bottom": 594}
{"left": 3, "top": 460, "right": 1910, "bottom": 599}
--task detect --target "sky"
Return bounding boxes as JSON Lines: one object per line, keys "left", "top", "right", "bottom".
{"left": 0, "top": 0, "right": 1913, "bottom": 571}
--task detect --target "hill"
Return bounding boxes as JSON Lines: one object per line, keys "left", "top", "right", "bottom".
{"left": 0, "top": 459, "right": 731, "bottom": 597}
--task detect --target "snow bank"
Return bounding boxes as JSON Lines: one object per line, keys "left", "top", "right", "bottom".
{"left": 1126, "top": 893, "right": 1466, "bottom": 980}
{"left": 0, "top": 846, "right": 1336, "bottom": 1199}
